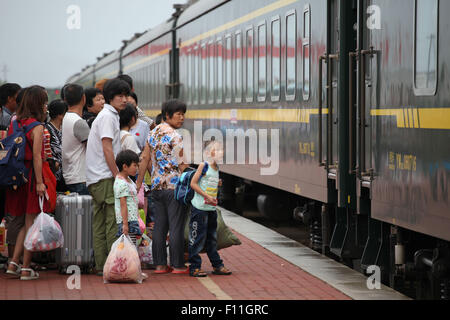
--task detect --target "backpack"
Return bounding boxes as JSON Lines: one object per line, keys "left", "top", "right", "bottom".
{"left": 0, "top": 119, "right": 41, "bottom": 189}
{"left": 174, "top": 162, "right": 209, "bottom": 206}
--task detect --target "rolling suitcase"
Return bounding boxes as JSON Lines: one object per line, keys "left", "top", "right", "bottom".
{"left": 55, "top": 194, "right": 95, "bottom": 274}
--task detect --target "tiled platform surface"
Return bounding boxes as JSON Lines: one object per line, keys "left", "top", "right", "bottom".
{"left": 0, "top": 207, "right": 409, "bottom": 300}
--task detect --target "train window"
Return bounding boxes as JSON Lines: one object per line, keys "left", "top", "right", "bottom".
{"left": 190, "top": 49, "right": 195, "bottom": 105}
{"left": 271, "top": 17, "right": 281, "bottom": 102}
{"left": 201, "top": 43, "right": 207, "bottom": 104}
{"left": 156, "top": 63, "right": 160, "bottom": 106}
{"left": 246, "top": 27, "right": 254, "bottom": 102}
{"left": 414, "top": 0, "right": 438, "bottom": 96}
{"left": 151, "top": 64, "right": 155, "bottom": 107}
{"left": 144, "top": 67, "right": 148, "bottom": 109}
{"left": 150, "top": 65, "right": 154, "bottom": 107}
{"left": 216, "top": 38, "right": 223, "bottom": 103}
{"left": 225, "top": 35, "right": 232, "bottom": 103}
{"left": 286, "top": 11, "right": 297, "bottom": 100}
{"left": 208, "top": 42, "right": 215, "bottom": 104}
{"left": 161, "top": 61, "right": 166, "bottom": 103}
{"left": 186, "top": 49, "right": 191, "bottom": 104}
{"left": 258, "top": 22, "right": 267, "bottom": 102}
{"left": 235, "top": 31, "right": 242, "bottom": 103}
{"left": 194, "top": 46, "right": 199, "bottom": 105}
{"left": 147, "top": 65, "right": 153, "bottom": 106}
{"left": 303, "top": 5, "right": 311, "bottom": 101}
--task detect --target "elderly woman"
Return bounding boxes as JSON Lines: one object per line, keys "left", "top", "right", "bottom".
{"left": 83, "top": 88, "right": 105, "bottom": 128}
{"left": 45, "top": 99, "right": 68, "bottom": 191}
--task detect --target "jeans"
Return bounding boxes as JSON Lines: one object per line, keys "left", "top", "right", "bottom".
{"left": 67, "top": 182, "right": 90, "bottom": 196}
{"left": 188, "top": 207, "right": 223, "bottom": 271}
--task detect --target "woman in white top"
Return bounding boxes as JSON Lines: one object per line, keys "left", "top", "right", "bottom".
{"left": 119, "top": 103, "right": 141, "bottom": 155}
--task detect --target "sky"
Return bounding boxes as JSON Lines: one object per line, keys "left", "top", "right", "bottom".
{"left": 0, "top": 0, "right": 183, "bottom": 88}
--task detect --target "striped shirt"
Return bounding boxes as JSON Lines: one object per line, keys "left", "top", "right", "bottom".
{"left": 45, "top": 122, "right": 63, "bottom": 181}
{"left": 136, "top": 106, "right": 154, "bottom": 127}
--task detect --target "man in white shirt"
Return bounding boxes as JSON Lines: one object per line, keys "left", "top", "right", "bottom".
{"left": 61, "top": 84, "right": 90, "bottom": 195}
{"left": 86, "top": 78, "right": 130, "bottom": 274}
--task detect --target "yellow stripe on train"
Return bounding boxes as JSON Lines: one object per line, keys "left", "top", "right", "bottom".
{"left": 371, "top": 108, "right": 450, "bottom": 130}
{"left": 144, "top": 107, "right": 329, "bottom": 124}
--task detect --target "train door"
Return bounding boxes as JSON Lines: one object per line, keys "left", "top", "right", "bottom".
{"left": 325, "top": 0, "right": 363, "bottom": 261}
{"left": 322, "top": 0, "right": 357, "bottom": 205}
{"left": 350, "top": 0, "right": 391, "bottom": 281}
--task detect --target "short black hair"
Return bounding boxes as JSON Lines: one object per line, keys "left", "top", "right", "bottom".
{"left": 48, "top": 99, "right": 68, "bottom": 119}
{"left": 162, "top": 99, "right": 187, "bottom": 121}
{"left": 64, "top": 84, "right": 84, "bottom": 106}
{"left": 116, "top": 149, "right": 140, "bottom": 172}
{"left": 119, "top": 103, "right": 137, "bottom": 129}
{"left": 117, "top": 74, "right": 133, "bottom": 91}
{"left": 103, "top": 79, "right": 130, "bottom": 104}
{"left": 84, "top": 87, "right": 102, "bottom": 109}
{"left": 129, "top": 92, "right": 138, "bottom": 105}
{"left": 0, "top": 83, "right": 21, "bottom": 105}
{"left": 60, "top": 84, "right": 69, "bottom": 100}
{"left": 16, "top": 87, "right": 28, "bottom": 105}
{"left": 155, "top": 113, "right": 163, "bottom": 125}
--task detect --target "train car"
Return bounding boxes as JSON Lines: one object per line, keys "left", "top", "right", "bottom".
{"left": 353, "top": 0, "right": 450, "bottom": 299}
{"left": 93, "top": 50, "right": 121, "bottom": 84}
{"left": 176, "top": 0, "right": 330, "bottom": 217}
{"left": 75, "top": 64, "right": 95, "bottom": 88}
{"left": 121, "top": 19, "right": 174, "bottom": 115}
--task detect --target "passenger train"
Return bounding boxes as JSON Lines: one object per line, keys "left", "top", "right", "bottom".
{"left": 68, "top": 0, "right": 450, "bottom": 299}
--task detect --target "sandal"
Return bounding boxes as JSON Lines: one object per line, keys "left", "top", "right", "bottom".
{"left": 171, "top": 268, "right": 190, "bottom": 274}
{"left": 212, "top": 267, "right": 232, "bottom": 275}
{"left": 5, "top": 261, "right": 22, "bottom": 278}
{"left": 20, "top": 268, "right": 39, "bottom": 281}
{"left": 154, "top": 266, "right": 173, "bottom": 274}
{"left": 190, "top": 269, "right": 207, "bottom": 277}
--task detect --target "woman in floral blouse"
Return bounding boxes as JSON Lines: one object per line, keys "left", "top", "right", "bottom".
{"left": 137, "top": 99, "right": 188, "bottom": 274}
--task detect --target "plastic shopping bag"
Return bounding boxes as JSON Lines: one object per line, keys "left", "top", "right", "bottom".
{"left": 24, "top": 197, "right": 64, "bottom": 252}
{"left": 138, "top": 234, "right": 153, "bottom": 264}
{"left": 138, "top": 185, "right": 145, "bottom": 209}
{"left": 103, "top": 234, "right": 143, "bottom": 284}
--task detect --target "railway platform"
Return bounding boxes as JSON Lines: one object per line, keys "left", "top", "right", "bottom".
{"left": 0, "top": 207, "right": 409, "bottom": 302}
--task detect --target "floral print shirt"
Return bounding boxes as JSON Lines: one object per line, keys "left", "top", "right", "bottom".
{"left": 148, "top": 123, "right": 184, "bottom": 191}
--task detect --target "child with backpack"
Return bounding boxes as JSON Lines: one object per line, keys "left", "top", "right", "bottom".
{"left": 188, "top": 140, "right": 232, "bottom": 277}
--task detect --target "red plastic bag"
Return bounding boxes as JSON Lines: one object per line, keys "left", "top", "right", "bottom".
{"left": 103, "top": 234, "right": 143, "bottom": 284}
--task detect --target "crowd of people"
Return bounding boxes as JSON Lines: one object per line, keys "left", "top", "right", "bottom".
{"left": 0, "top": 74, "right": 231, "bottom": 281}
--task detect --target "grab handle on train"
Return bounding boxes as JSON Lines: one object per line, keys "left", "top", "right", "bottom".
{"left": 349, "top": 51, "right": 358, "bottom": 175}
{"left": 318, "top": 55, "right": 326, "bottom": 167}
{"left": 359, "top": 46, "right": 377, "bottom": 178}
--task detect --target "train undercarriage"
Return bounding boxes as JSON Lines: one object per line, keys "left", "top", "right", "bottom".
{"left": 219, "top": 172, "right": 450, "bottom": 300}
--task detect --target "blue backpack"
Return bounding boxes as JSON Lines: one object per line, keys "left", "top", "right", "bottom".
{"left": 174, "top": 162, "right": 209, "bottom": 206}
{"left": 0, "top": 120, "right": 41, "bottom": 189}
